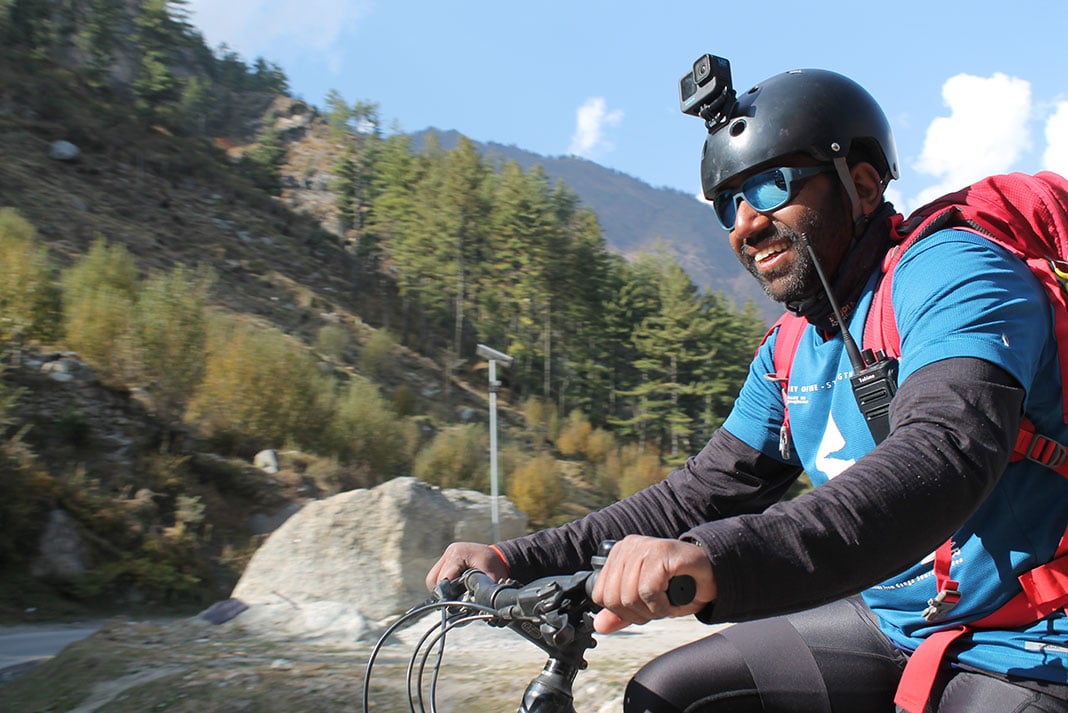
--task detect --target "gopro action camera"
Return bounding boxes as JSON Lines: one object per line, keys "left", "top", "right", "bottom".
{"left": 679, "top": 54, "right": 732, "bottom": 116}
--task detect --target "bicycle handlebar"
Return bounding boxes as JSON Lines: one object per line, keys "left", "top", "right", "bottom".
{"left": 364, "top": 540, "right": 699, "bottom": 713}
{"left": 462, "top": 566, "right": 697, "bottom": 617}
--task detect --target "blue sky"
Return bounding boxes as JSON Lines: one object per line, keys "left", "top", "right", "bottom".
{"left": 183, "top": 0, "right": 1067, "bottom": 214}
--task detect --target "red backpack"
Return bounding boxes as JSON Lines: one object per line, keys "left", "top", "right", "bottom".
{"left": 764, "top": 171, "right": 1068, "bottom": 712}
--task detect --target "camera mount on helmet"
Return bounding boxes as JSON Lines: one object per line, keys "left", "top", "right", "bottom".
{"left": 679, "top": 54, "right": 736, "bottom": 131}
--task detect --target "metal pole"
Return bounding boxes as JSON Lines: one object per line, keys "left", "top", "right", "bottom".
{"left": 488, "top": 358, "right": 500, "bottom": 543}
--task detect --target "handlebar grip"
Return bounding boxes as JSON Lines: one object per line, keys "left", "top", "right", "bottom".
{"left": 462, "top": 569, "right": 518, "bottom": 608}
{"left": 667, "top": 575, "right": 696, "bottom": 606}
{"left": 592, "top": 540, "right": 697, "bottom": 607}
{"left": 585, "top": 570, "right": 697, "bottom": 607}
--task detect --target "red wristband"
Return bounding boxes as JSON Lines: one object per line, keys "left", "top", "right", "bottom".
{"left": 489, "top": 544, "right": 510, "bottom": 574}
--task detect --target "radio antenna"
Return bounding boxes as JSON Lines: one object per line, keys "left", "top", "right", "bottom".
{"left": 801, "top": 235, "right": 899, "bottom": 445}
{"left": 803, "top": 236, "right": 866, "bottom": 370}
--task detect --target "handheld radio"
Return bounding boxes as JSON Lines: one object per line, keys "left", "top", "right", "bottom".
{"left": 805, "top": 240, "right": 898, "bottom": 444}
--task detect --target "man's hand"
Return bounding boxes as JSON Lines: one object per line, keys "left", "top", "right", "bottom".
{"left": 590, "top": 535, "right": 716, "bottom": 634}
{"left": 425, "top": 542, "right": 509, "bottom": 591}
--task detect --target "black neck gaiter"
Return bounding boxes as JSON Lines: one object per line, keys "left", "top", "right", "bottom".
{"left": 784, "top": 202, "right": 896, "bottom": 333}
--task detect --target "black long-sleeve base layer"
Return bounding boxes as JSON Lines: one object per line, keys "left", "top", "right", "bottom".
{"left": 495, "top": 356, "right": 1023, "bottom": 625}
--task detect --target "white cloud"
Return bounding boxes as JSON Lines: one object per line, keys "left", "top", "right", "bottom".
{"left": 1043, "top": 101, "right": 1068, "bottom": 177}
{"left": 568, "top": 97, "right": 623, "bottom": 158}
{"left": 184, "top": 0, "right": 371, "bottom": 61}
{"left": 911, "top": 73, "right": 1032, "bottom": 207}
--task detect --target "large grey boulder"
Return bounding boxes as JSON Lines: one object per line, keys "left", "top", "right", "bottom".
{"left": 228, "top": 477, "right": 526, "bottom": 643}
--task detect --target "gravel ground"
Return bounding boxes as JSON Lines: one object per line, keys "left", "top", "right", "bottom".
{"left": 0, "top": 613, "right": 725, "bottom": 712}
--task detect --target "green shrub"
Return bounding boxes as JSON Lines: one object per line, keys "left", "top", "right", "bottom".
{"left": 327, "top": 375, "right": 412, "bottom": 482}
{"left": 74, "top": 535, "right": 209, "bottom": 604}
{"left": 392, "top": 384, "right": 417, "bottom": 416}
{"left": 358, "top": 329, "right": 398, "bottom": 378}
{"left": 236, "top": 126, "right": 284, "bottom": 195}
{"left": 556, "top": 409, "right": 592, "bottom": 457}
{"left": 413, "top": 423, "right": 489, "bottom": 490}
{"left": 132, "top": 265, "right": 213, "bottom": 421}
{"left": 0, "top": 363, "right": 21, "bottom": 435}
{"left": 62, "top": 238, "right": 139, "bottom": 304}
{"left": 507, "top": 454, "right": 564, "bottom": 527}
{"left": 55, "top": 407, "right": 91, "bottom": 447}
{"left": 315, "top": 323, "right": 350, "bottom": 360}
{"left": 617, "top": 444, "right": 669, "bottom": 498}
{"left": 0, "top": 208, "right": 61, "bottom": 346}
{"left": 185, "top": 317, "right": 332, "bottom": 452}
{"left": 61, "top": 239, "right": 140, "bottom": 384}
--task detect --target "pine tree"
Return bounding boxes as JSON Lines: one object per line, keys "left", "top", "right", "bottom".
{"left": 238, "top": 125, "right": 285, "bottom": 194}
{"left": 364, "top": 132, "right": 421, "bottom": 337}
{"left": 324, "top": 89, "right": 354, "bottom": 138}
{"left": 131, "top": 1, "right": 189, "bottom": 112}
{"left": 484, "top": 161, "right": 558, "bottom": 397}
{"left": 603, "top": 256, "right": 662, "bottom": 434}
{"left": 333, "top": 142, "right": 359, "bottom": 233}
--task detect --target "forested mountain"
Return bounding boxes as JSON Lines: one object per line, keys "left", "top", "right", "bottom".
{"left": 416, "top": 129, "right": 779, "bottom": 323}
{"left": 0, "top": 0, "right": 777, "bottom": 615}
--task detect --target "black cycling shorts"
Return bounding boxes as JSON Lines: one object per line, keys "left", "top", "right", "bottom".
{"left": 622, "top": 597, "right": 1068, "bottom": 713}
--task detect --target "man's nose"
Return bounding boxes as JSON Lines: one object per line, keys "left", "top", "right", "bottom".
{"left": 731, "top": 198, "right": 772, "bottom": 241}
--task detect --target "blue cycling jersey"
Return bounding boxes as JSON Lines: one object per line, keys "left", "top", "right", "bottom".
{"left": 724, "top": 229, "right": 1068, "bottom": 682}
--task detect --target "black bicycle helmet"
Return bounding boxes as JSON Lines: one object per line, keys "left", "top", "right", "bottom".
{"left": 700, "top": 69, "right": 899, "bottom": 207}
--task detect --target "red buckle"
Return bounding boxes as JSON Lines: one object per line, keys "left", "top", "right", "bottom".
{"left": 1023, "top": 432, "right": 1068, "bottom": 470}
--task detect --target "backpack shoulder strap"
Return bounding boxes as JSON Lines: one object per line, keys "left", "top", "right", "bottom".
{"left": 863, "top": 208, "right": 980, "bottom": 357}
{"left": 761, "top": 312, "right": 808, "bottom": 460}
{"left": 764, "top": 312, "right": 807, "bottom": 382}
{"left": 865, "top": 172, "right": 1068, "bottom": 419}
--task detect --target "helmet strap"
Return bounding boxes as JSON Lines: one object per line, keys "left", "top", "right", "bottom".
{"left": 832, "top": 157, "right": 866, "bottom": 236}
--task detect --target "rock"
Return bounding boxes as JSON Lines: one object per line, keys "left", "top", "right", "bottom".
{"left": 231, "top": 600, "right": 371, "bottom": 646}
{"left": 253, "top": 449, "right": 279, "bottom": 474}
{"left": 230, "top": 477, "right": 527, "bottom": 638}
{"left": 39, "top": 354, "right": 96, "bottom": 382}
{"left": 49, "top": 140, "right": 81, "bottom": 161}
{"left": 31, "top": 509, "right": 92, "bottom": 578}
{"left": 199, "top": 597, "right": 249, "bottom": 624}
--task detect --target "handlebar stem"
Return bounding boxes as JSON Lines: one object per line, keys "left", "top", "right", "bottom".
{"left": 518, "top": 658, "right": 579, "bottom": 713}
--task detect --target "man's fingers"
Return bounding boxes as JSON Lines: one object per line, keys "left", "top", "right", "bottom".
{"left": 593, "top": 608, "right": 632, "bottom": 634}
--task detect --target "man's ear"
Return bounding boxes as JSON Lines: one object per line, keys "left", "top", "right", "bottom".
{"left": 850, "top": 162, "right": 885, "bottom": 215}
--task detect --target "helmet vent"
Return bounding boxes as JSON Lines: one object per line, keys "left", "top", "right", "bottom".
{"left": 729, "top": 120, "right": 746, "bottom": 137}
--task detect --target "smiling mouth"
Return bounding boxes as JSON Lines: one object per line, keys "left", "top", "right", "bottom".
{"left": 752, "top": 240, "right": 792, "bottom": 264}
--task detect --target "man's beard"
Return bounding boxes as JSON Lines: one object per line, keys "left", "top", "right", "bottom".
{"left": 742, "top": 224, "right": 824, "bottom": 305}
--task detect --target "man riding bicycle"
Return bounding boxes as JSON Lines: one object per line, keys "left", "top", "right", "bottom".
{"left": 428, "top": 58, "right": 1068, "bottom": 712}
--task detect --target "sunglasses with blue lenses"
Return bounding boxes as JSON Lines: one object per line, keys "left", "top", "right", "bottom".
{"left": 712, "top": 165, "right": 835, "bottom": 231}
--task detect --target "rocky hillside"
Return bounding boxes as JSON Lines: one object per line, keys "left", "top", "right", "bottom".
{"left": 0, "top": 46, "right": 506, "bottom": 619}
{"left": 0, "top": 11, "right": 770, "bottom": 622}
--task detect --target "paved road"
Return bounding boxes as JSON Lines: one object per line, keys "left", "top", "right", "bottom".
{"left": 0, "top": 623, "right": 103, "bottom": 680}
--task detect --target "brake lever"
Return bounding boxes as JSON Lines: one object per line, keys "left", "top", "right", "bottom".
{"left": 432, "top": 576, "right": 467, "bottom": 603}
